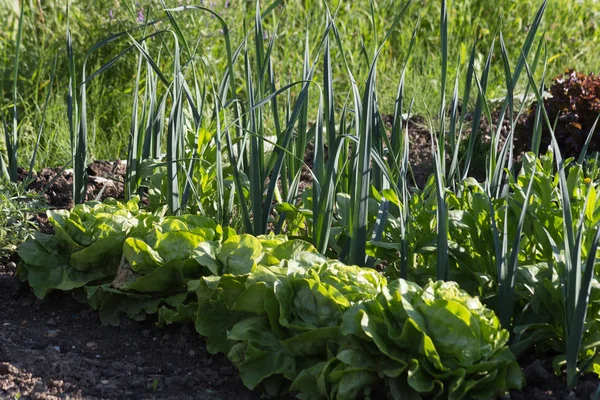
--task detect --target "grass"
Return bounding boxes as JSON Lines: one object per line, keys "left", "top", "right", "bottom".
{"left": 0, "top": 0, "right": 599, "bottom": 169}
{"left": 0, "top": 181, "right": 46, "bottom": 262}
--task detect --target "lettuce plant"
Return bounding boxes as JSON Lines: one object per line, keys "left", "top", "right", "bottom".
{"left": 17, "top": 197, "right": 143, "bottom": 297}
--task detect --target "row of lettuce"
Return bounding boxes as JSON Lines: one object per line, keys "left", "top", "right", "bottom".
{"left": 19, "top": 197, "right": 523, "bottom": 399}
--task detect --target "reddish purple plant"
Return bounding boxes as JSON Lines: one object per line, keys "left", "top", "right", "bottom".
{"left": 521, "top": 69, "right": 600, "bottom": 158}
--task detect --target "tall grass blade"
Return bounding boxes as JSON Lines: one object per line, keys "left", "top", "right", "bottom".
{"left": 166, "top": 35, "right": 183, "bottom": 214}
{"left": 449, "top": 41, "right": 476, "bottom": 188}
{"left": 244, "top": 43, "right": 264, "bottom": 233}
{"left": 126, "top": 52, "right": 144, "bottom": 200}
{"left": 447, "top": 58, "right": 460, "bottom": 188}
{"left": 577, "top": 114, "right": 600, "bottom": 164}
{"left": 462, "top": 39, "right": 494, "bottom": 181}
{"left": 66, "top": 3, "right": 87, "bottom": 205}
{"left": 27, "top": 55, "right": 57, "bottom": 182}
{"left": 7, "top": 0, "right": 24, "bottom": 183}
{"left": 432, "top": 0, "right": 449, "bottom": 280}
{"left": 531, "top": 45, "right": 547, "bottom": 155}
{"left": 498, "top": 159, "right": 536, "bottom": 329}
{"left": 489, "top": 32, "right": 514, "bottom": 198}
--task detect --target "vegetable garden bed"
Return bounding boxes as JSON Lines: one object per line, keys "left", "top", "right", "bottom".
{"left": 2, "top": 0, "right": 600, "bottom": 398}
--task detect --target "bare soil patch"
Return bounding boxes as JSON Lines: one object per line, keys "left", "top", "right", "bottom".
{"left": 0, "top": 263, "right": 261, "bottom": 400}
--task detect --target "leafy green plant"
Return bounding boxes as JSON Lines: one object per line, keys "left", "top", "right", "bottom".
{"left": 17, "top": 197, "right": 142, "bottom": 297}
{"left": 0, "top": 182, "right": 46, "bottom": 262}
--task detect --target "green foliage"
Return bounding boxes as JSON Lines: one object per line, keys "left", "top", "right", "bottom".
{"left": 2, "top": 0, "right": 599, "bottom": 168}
{"left": 0, "top": 182, "right": 46, "bottom": 262}
{"left": 17, "top": 197, "right": 141, "bottom": 297}
{"left": 7, "top": 0, "right": 600, "bottom": 396}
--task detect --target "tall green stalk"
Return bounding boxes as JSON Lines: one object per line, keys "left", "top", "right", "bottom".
{"left": 1, "top": 2, "right": 25, "bottom": 183}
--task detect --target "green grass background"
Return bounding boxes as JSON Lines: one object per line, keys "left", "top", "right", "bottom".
{"left": 0, "top": 0, "right": 599, "bottom": 168}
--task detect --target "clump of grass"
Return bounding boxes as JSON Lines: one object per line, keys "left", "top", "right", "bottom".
{"left": 0, "top": 182, "right": 46, "bottom": 262}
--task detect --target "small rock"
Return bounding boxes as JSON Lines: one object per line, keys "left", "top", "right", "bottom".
{"left": 101, "top": 380, "right": 109, "bottom": 385}
{"left": 0, "top": 362, "right": 17, "bottom": 376}
{"left": 46, "top": 318, "right": 56, "bottom": 326}
{"left": 189, "top": 350, "right": 196, "bottom": 357}
{"left": 111, "top": 361, "right": 123, "bottom": 370}
{"left": 86, "top": 342, "right": 97, "bottom": 349}
{"left": 7, "top": 262, "right": 16, "bottom": 269}
{"left": 2, "top": 322, "right": 11, "bottom": 327}
{"left": 48, "top": 380, "right": 63, "bottom": 388}
{"left": 47, "top": 330, "right": 59, "bottom": 338}
{"left": 32, "top": 379, "right": 44, "bottom": 392}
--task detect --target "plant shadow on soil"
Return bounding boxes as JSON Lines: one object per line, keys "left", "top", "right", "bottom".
{"left": 1, "top": 117, "right": 599, "bottom": 399}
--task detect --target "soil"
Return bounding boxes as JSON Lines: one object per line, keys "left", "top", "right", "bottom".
{"left": 0, "top": 262, "right": 262, "bottom": 400}
{"left": 22, "top": 160, "right": 127, "bottom": 211}
{"left": 14, "top": 161, "right": 128, "bottom": 235}
{"left": 510, "top": 354, "right": 599, "bottom": 400}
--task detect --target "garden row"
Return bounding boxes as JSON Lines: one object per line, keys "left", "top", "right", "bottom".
{"left": 18, "top": 197, "right": 523, "bottom": 399}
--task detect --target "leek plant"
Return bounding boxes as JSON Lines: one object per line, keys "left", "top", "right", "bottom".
{"left": 66, "top": 3, "right": 87, "bottom": 205}
{"left": 524, "top": 58, "right": 600, "bottom": 389}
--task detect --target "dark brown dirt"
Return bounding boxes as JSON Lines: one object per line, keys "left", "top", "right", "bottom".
{"left": 17, "top": 160, "right": 127, "bottom": 236}
{"left": 0, "top": 262, "right": 262, "bottom": 400}
{"left": 22, "top": 160, "right": 127, "bottom": 211}
{"left": 510, "top": 353, "right": 599, "bottom": 400}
